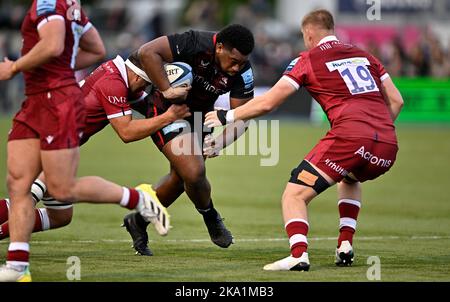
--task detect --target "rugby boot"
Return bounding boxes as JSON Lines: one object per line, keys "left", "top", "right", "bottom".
{"left": 122, "top": 212, "right": 153, "bottom": 256}
{"left": 203, "top": 212, "right": 234, "bottom": 248}
{"left": 135, "top": 184, "right": 170, "bottom": 236}
{"left": 0, "top": 264, "right": 32, "bottom": 282}
{"left": 335, "top": 240, "right": 354, "bottom": 266}
{"left": 263, "top": 252, "right": 310, "bottom": 271}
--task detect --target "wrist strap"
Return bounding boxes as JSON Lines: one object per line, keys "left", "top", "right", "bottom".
{"left": 217, "top": 110, "right": 228, "bottom": 125}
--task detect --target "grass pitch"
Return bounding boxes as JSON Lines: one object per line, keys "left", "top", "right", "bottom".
{"left": 0, "top": 117, "right": 449, "bottom": 282}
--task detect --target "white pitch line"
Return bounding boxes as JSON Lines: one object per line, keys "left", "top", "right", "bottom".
{"left": 0, "top": 235, "right": 449, "bottom": 245}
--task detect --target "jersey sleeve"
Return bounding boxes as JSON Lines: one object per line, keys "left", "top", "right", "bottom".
{"left": 230, "top": 63, "right": 255, "bottom": 99}
{"left": 369, "top": 54, "right": 390, "bottom": 82}
{"left": 33, "top": 0, "right": 66, "bottom": 30}
{"left": 97, "top": 78, "right": 132, "bottom": 120}
{"left": 167, "top": 30, "right": 200, "bottom": 62}
{"left": 282, "top": 53, "right": 309, "bottom": 90}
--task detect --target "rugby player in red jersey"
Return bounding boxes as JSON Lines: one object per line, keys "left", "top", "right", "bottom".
{"left": 205, "top": 9, "right": 404, "bottom": 271}
{"left": 0, "top": 0, "right": 172, "bottom": 281}
{"left": 121, "top": 24, "right": 255, "bottom": 256}
{"left": 0, "top": 52, "right": 190, "bottom": 243}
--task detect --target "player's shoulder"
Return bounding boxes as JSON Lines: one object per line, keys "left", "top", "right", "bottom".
{"left": 92, "top": 60, "right": 128, "bottom": 94}
{"left": 236, "top": 62, "right": 254, "bottom": 88}
{"left": 285, "top": 51, "right": 309, "bottom": 72}
{"left": 33, "top": 0, "right": 67, "bottom": 16}
{"left": 172, "top": 29, "right": 215, "bottom": 51}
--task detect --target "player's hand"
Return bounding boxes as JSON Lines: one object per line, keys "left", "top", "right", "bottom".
{"left": 0, "top": 57, "right": 17, "bottom": 81}
{"left": 161, "top": 85, "right": 191, "bottom": 103}
{"left": 204, "top": 110, "right": 228, "bottom": 128}
{"left": 203, "top": 134, "right": 221, "bottom": 158}
{"left": 166, "top": 104, "right": 191, "bottom": 121}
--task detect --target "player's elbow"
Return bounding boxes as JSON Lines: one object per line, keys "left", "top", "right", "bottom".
{"left": 260, "top": 103, "right": 276, "bottom": 115}
{"left": 118, "top": 132, "right": 135, "bottom": 144}
{"left": 396, "top": 96, "right": 404, "bottom": 110}
{"left": 95, "top": 44, "right": 107, "bottom": 61}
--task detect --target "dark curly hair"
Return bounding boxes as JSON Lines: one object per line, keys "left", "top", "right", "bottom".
{"left": 216, "top": 24, "right": 255, "bottom": 56}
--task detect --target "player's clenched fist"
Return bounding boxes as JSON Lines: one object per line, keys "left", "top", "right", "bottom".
{"left": 0, "top": 58, "right": 18, "bottom": 81}
{"left": 166, "top": 104, "right": 191, "bottom": 120}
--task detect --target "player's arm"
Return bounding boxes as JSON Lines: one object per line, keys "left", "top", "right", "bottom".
{"left": 109, "top": 104, "right": 191, "bottom": 143}
{"left": 204, "top": 98, "right": 251, "bottom": 158}
{"left": 204, "top": 78, "right": 296, "bottom": 127}
{"left": 380, "top": 77, "right": 404, "bottom": 122}
{"left": 75, "top": 25, "right": 106, "bottom": 70}
{"left": 138, "top": 37, "right": 189, "bottom": 100}
{"left": 0, "top": 19, "right": 65, "bottom": 80}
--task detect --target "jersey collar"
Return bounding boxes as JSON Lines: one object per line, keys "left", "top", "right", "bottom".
{"left": 112, "top": 55, "right": 129, "bottom": 88}
{"left": 317, "top": 35, "right": 339, "bottom": 46}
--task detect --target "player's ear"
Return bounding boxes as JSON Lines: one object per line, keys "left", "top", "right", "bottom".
{"left": 216, "top": 42, "right": 223, "bottom": 55}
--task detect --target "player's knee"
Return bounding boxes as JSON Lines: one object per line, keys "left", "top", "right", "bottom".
{"left": 182, "top": 165, "right": 207, "bottom": 186}
{"left": 46, "top": 186, "right": 75, "bottom": 203}
{"left": 282, "top": 187, "right": 310, "bottom": 206}
{"left": 6, "top": 173, "right": 31, "bottom": 197}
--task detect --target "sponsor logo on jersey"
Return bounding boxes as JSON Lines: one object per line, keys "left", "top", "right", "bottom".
{"left": 36, "top": 0, "right": 57, "bottom": 16}
{"left": 107, "top": 96, "right": 127, "bottom": 104}
{"left": 194, "top": 75, "right": 226, "bottom": 96}
{"left": 326, "top": 57, "right": 370, "bottom": 72}
{"left": 354, "top": 146, "right": 392, "bottom": 168}
{"left": 241, "top": 68, "right": 254, "bottom": 89}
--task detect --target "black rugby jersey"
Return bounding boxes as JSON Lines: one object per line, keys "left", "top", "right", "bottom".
{"left": 166, "top": 30, "right": 254, "bottom": 113}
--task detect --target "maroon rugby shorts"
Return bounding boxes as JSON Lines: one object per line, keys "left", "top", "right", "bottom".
{"left": 8, "top": 85, "right": 86, "bottom": 151}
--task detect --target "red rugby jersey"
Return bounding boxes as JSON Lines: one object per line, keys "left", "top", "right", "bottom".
{"left": 21, "top": 0, "right": 91, "bottom": 95}
{"left": 284, "top": 36, "right": 397, "bottom": 144}
{"left": 80, "top": 56, "right": 146, "bottom": 141}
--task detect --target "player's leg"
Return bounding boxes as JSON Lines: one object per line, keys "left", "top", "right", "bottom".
{"left": 154, "top": 166, "right": 185, "bottom": 208}
{"left": 35, "top": 172, "right": 74, "bottom": 230}
{"left": 334, "top": 140, "right": 398, "bottom": 266}
{"left": 122, "top": 167, "right": 184, "bottom": 256}
{"left": 264, "top": 160, "right": 334, "bottom": 271}
{"left": 335, "top": 178, "right": 361, "bottom": 266}
{"left": 40, "top": 148, "right": 167, "bottom": 234}
{"left": 0, "top": 138, "right": 41, "bottom": 282}
{"left": 162, "top": 133, "right": 233, "bottom": 248}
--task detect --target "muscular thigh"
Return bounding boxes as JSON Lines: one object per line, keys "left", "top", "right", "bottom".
{"left": 162, "top": 133, "right": 206, "bottom": 179}
{"left": 41, "top": 148, "right": 80, "bottom": 191}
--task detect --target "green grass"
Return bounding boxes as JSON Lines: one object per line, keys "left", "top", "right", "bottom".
{"left": 0, "top": 117, "right": 449, "bottom": 282}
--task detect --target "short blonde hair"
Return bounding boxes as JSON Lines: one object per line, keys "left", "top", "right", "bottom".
{"left": 301, "top": 9, "right": 335, "bottom": 31}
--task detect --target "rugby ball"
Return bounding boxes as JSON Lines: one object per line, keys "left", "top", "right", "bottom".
{"left": 164, "top": 62, "right": 193, "bottom": 88}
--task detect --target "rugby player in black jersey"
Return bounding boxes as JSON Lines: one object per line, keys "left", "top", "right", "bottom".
{"left": 123, "top": 24, "right": 255, "bottom": 255}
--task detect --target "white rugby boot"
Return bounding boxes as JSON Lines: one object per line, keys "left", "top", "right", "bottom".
{"left": 0, "top": 264, "right": 32, "bottom": 282}
{"left": 263, "top": 252, "right": 310, "bottom": 271}
{"left": 135, "top": 184, "right": 170, "bottom": 236}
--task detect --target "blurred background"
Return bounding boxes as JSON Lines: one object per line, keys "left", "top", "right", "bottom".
{"left": 0, "top": 0, "right": 449, "bottom": 122}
